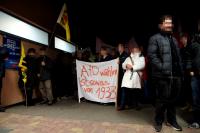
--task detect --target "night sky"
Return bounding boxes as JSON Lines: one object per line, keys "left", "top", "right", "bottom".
{"left": 1, "top": 0, "right": 200, "bottom": 51}
{"left": 96, "top": 1, "right": 200, "bottom": 48}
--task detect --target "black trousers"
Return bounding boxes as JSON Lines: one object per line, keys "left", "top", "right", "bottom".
{"left": 117, "top": 71, "right": 123, "bottom": 106}
{"left": 152, "top": 77, "right": 181, "bottom": 124}
{"left": 26, "top": 88, "right": 33, "bottom": 105}
{"left": 21, "top": 87, "right": 34, "bottom": 105}
{"left": 120, "top": 87, "right": 141, "bottom": 108}
{"left": 129, "top": 89, "right": 141, "bottom": 107}
{"left": 178, "top": 74, "right": 192, "bottom": 106}
{"left": 0, "top": 77, "right": 2, "bottom": 104}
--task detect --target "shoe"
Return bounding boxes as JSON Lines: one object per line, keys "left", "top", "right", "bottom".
{"left": 0, "top": 107, "right": 5, "bottom": 112}
{"left": 135, "top": 105, "right": 142, "bottom": 111}
{"left": 48, "top": 101, "right": 53, "bottom": 105}
{"left": 57, "top": 97, "right": 62, "bottom": 102}
{"left": 154, "top": 123, "right": 162, "bottom": 132}
{"left": 80, "top": 98, "right": 86, "bottom": 102}
{"left": 166, "top": 122, "right": 182, "bottom": 131}
{"left": 117, "top": 106, "right": 125, "bottom": 111}
{"left": 188, "top": 122, "right": 200, "bottom": 129}
{"left": 27, "top": 103, "right": 35, "bottom": 106}
{"left": 125, "top": 105, "right": 129, "bottom": 109}
{"left": 188, "top": 107, "right": 193, "bottom": 112}
{"left": 180, "top": 105, "right": 190, "bottom": 111}
{"left": 40, "top": 100, "right": 48, "bottom": 104}
{"left": 100, "top": 103, "right": 108, "bottom": 105}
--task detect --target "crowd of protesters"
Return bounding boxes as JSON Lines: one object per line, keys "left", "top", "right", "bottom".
{"left": 74, "top": 15, "right": 200, "bottom": 132}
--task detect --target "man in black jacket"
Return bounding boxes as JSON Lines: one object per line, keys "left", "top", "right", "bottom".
{"left": 147, "top": 15, "right": 182, "bottom": 132}
{"left": 0, "top": 46, "right": 9, "bottom": 112}
{"left": 117, "top": 43, "right": 128, "bottom": 110}
{"left": 24, "top": 48, "right": 38, "bottom": 106}
{"left": 186, "top": 33, "right": 200, "bottom": 129}
{"left": 37, "top": 47, "right": 54, "bottom": 105}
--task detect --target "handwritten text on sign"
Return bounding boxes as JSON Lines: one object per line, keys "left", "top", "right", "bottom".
{"left": 76, "top": 59, "right": 119, "bottom": 103}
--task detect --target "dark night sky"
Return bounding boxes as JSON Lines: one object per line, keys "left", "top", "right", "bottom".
{"left": 0, "top": 0, "right": 200, "bottom": 50}
{"left": 96, "top": 1, "right": 200, "bottom": 47}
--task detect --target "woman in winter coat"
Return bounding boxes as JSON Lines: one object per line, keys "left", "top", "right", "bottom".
{"left": 118, "top": 43, "right": 145, "bottom": 110}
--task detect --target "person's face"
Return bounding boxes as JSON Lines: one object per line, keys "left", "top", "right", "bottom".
{"left": 28, "top": 52, "right": 36, "bottom": 56}
{"left": 40, "top": 50, "right": 45, "bottom": 56}
{"left": 111, "top": 50, "right": 116, "bottom": 56}
{"left": 160, "top": 18, "right": 173, "bottom": 32}
{"left": 118, "top": 44, "right": 124, "bottom": 53}
{"left": 131, "top": 47, "right": 140, "bottom": 53}
{"left": 180, "top": 36, "right": 188, "bottom": 47}
{"left": 100, "top": 49, "right": 107, "bottom": 56}
{"left": 77, "top": 51, "right": 82, "bottom": 59}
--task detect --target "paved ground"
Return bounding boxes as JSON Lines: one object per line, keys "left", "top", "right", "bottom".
{"left": 0, "top": 98, "right": 199, "bottom": 133}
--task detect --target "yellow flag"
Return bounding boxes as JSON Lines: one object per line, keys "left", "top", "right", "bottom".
{"left": 18, "top": 42, "right": 27, "bottom": 84}
{"left": 57, "top": 4, "right": 71, "bottom": 42}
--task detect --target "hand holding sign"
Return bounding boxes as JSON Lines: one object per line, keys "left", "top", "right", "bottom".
{"left": 41, "top": 61, "right": 45, "bottom": 66}
{"left": 126, "top": 64, "right": 133, "bottom": 70}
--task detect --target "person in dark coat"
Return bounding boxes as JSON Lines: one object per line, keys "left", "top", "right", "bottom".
{"left": 147, "top": 15, "right": 183, "bottom": 132}
{"left": 179, "top": 34, "right": 192, "bottom": 110}
{"left": 186, "top": 33, "right": 200, "bottom": 129}
{"left": 0, "top": 46, "right": 9, "bottom": 112}
{"left": 37, "top": 47, "right": 54, "bottom": 105}
{"left": 116, "top": 43, "right": 128, "bottom": 110}
{"left": 24, "top": 48, "right": 38, "bottom": 106}
{"left": 99, "top": 46, "right": 113, "bottom": 62}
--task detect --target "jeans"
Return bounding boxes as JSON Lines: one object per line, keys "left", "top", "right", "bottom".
{"left": 191, "top": 76, "right": 200, "bottom": 123}
{"left": 191, "top": 76, "right": 200, "bottom": 109}
{"left": 120, "top": 87, "right": 128, "bottom": 108}
{"left": 39, "top": 80, "right": 53, "bottom": 102}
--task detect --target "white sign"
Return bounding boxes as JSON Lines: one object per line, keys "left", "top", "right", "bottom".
{"left": 76, "top": 59, "right": 119, "bottom": 103}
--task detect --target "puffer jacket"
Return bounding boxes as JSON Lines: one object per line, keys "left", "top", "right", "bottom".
{"left": 147, "top": 33, "right": 182, "bottom": 78}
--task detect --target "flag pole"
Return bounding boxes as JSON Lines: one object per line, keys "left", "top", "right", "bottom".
{"left": 24, "top": 83, "right": 28, "bottom": 108}
{"left": 48, "top": 23, "right": 58, "bottom": 47}
{"left": 48, "top": 3, "right": 65, "bottom": 46}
